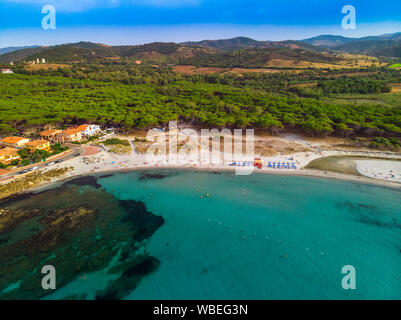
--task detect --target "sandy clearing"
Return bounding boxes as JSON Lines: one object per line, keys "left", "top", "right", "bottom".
{"left": 82, "top": 146, "right": 102, "bottom": 157}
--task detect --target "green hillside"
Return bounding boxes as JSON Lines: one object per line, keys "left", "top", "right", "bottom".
{"left": 178, "top": 47, "right": 340, "bottom": 68}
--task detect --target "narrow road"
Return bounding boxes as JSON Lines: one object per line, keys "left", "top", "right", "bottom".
{"left": 0, "top": 146, "right": 85, "bottom": 180}
{"left": 129, "top": 140, "right": 138, "bottom": 155}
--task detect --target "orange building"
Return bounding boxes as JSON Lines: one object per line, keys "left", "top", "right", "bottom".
{"left": 40, "top": 129, "right": 62, "bottom": 141}
{"left": 0, "top": 147, "right": 20, "bottom": 164}
{"left": 26, "top": 140, "right": 51, "bottom": 152}
{"left": 0, "top": 136, "right": 30, "bottom": 148}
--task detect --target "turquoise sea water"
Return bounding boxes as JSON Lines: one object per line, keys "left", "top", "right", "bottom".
{"left": 3, "top": 170, "right": 400, "bottom": 300}
{"left": 89, "top": 170, "right": 400, "bottom": 300}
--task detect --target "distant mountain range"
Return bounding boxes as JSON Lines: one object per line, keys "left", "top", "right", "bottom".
{"left": 302, "top": 32, "right": 401, "bottom": 57}
{"left": 0, "top": 46, "right": 46, "bottom": 64}
{"left": 301, "top": 35, "right": 357, "bottom": 48}
{"left": 182, "top": 37, "right": 327, "bottom": 52}
{"left": 302, "top": 32, "right": 401, "bottom": 47}
{"left": 182, "top": 33, "right": 401, "bottom": 57}
{"left": 0, "top": 45, "right": 39, "bottom": 55}
{"left": 182, "top": 37, "right": 270, "bottom": 51}
{"left": 0, "top": 40, "right": 332, "bottom": 66}
{"left": 0, "top": 41, "right": 181, "bottom": 64}
{"left": 1, "top": 32, "right": 401, "bottom": 65}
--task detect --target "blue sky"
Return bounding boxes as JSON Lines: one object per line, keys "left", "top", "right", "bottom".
{"left": 0, "top": 0, "right": 400, "bottom": 47}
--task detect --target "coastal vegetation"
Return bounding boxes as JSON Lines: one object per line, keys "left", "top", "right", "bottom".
{"left": 0, "top": 39, "right": 400, "bottom": 142}
{"left": 102, "top": 138, "right": 132, "bottom": 154}
{"left": 103, "top": 138, "right": 130, "bottom": 147}
{"left": 0, "top": 167, "right": 70, "bottom": 199}
{"left": 0, "top": 71, "right": 400, "bottom": 139}
{"left": 370, "top": 137, "right": 400, "bottom": 149}
{"left": 322, "top": 136, "right": 401, "bottom": 151}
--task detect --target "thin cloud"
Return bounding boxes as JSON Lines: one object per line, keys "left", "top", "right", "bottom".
{"left": 3, "top": 0, "right": 116, "bottom": 12}
{"left": 132, "top": 0, "right": 200, "bottom": 7}
{"left": 3, "top": 0, "right": 200, "bottom": 12}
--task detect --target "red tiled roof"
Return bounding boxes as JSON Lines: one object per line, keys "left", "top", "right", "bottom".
{"left": 0, "top": 136, "right": 27, "bottom": 144}
{"left": 76, "top": 125, "right": 89, "bottom": 131}
{"left": 26, "top": 140, "right": 49, "bottom": 147}
{"left": 0, "top": 147, "right": 19, "bottom": 156}
{"left": 40, "top": 129, "right": 60, "bottom": 137}
{"left": 63, "top": 128, "right": 82, "bottom": 135}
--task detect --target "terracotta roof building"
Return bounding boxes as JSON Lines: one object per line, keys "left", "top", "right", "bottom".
{"left": 40, "top": 129, "right": 62, "bottom": 141}
{"left": 56, "top": 128, "right": 83, "bottom": 143}
{"left": 26, "top": 140, "right": 51, "bottom": 152}
{"left": 0, "top": 147, "right": 20, "bottom": 164}
{"left": 0, "top": 136, "right": 30, "bottom": 148}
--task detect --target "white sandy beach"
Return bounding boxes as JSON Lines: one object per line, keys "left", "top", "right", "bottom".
{"left": 355, "top": 160, "right": 401, "bottom": 183}
{"left": 3, "top": 131, "right": 401, "bottom": 194}
{"left": 34, "top": 145, "right": 400, "bottom": 190}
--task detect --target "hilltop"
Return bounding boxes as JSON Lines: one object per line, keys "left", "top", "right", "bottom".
{"left": 0, "top": 45, "right": 39, "bottom": 55}
{"left": 0, "top": 38, "right": 381, "bottom": 71}
{"left": 302, "top": 32, "right": 401, "bottom": 57}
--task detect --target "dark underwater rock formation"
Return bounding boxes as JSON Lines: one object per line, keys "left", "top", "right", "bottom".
{"left": 0, "top": 176, "right": 163, "bottom": 300}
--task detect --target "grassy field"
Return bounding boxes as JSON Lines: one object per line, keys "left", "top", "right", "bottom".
{"left": 390, "top": 64, "right": 401, "bottom": 69}
{"left": 325, "top": 92, "right": 401, "bottom": 108}
{"left": 305, "top": 156, "right": 361, "bottom": 175}
{"left": 25, "top": 63, "right": 71, "bottom": 71}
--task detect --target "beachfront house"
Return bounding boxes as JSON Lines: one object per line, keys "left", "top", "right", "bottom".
{"left": 26, "top": 140, "right": 51, "bottom": 152}
{"left": 0, "top": 148, "right": 20, "bottom": 164}
{"left": 0, "top": 136, "right": 30, "bottom": 148}
{"left": 56, "top": 128, "right": 83, "bottom": 143}
{"left": 40, "top": 129, "right": 62, "bottom": 142}
{"left": 1, "top": 69, "right": 13, "bottom": 74}
{"left": 76, "top": 124, "right": 101, "bottom": 137}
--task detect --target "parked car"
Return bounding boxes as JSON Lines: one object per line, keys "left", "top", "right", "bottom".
{"left": 31, "top": 166, "right": 39, "bottom": 171}
{"left": 46, "top": 162, "right": 55, "bottom": 166}
{"left": 55, "top": 159, "right": 63, "bottom": 164}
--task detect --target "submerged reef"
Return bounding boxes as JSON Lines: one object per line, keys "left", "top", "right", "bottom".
{"left": 0, "top": 176, "right": 164, "bottom": 300}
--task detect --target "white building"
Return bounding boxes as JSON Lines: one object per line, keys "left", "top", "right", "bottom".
{"left": 2, "top": 69, "right": 13, "bottom": 74}
{"left": 76, "top": 124, "right": 101, "bottom": 136}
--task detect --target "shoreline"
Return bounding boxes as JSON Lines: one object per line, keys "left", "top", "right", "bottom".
{"left": 4, "top": 164, "right": 398, "bottom": 203}
{"left": 2, "top": 144, "right": 401, "bottom": 201}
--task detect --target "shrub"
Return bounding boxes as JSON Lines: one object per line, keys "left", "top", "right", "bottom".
{"left": 103, "top": 138, "right": 130, "bottom": 146}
